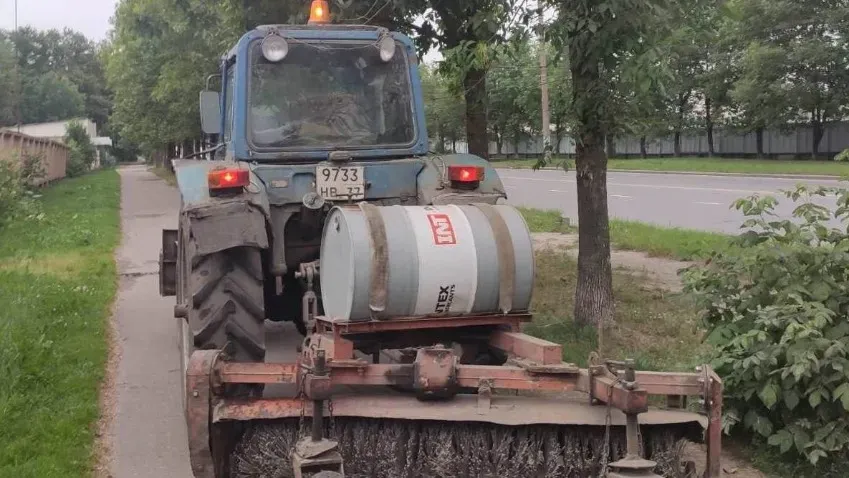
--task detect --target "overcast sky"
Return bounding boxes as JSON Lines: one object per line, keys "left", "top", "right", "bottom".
{"left": 0, "top": 0, "right": 118, "bottom": 41}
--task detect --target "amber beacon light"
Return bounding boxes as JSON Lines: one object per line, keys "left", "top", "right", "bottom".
{"left": 308, "top": 0, "right": 330, "bottom": 24}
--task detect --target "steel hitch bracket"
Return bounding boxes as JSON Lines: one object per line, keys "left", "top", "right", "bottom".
{"left": 293, "top": 350, "right": 344, "bottom": 478}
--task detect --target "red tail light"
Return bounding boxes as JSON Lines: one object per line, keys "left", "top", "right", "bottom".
{"left": 448, "top": 165, "right": 484, "bottom": 184}
{"left": 208, "top": 168, "right": 249, "bottom": 190}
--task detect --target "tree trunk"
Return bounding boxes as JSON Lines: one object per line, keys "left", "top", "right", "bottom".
{"left": 640, "top": 136, "right": 647, "bottom": 158}
{"left": 605, "top": 135, "right": 616, "bottom": 158}
{"left": 705, "top": 97, "right": 715, "bottom": 157}
{"left": 451, "top": 138, "right": 457, "bottom": 153}
{"left": 437, "top": 125, "right": 446, "bottom": 154}
{"left": 674, "top": 131, "right": 682, "bottom": 157}
{"left": 674, "top": 92, "right": 689, "bottom": 157}
{"left": 513, "top": 133, "right": 520, "bottom": 159}
{"left": 756, "top": 128, "right": 764, "bottom": 159}
{"left": 463, "top": 67, "right": 489, "bottom": 160}
{"left": 812, "top": 113, "right": 824, "bottom": 160}
{"left": 570, "top": 53, "right": 614, "bottom": 328}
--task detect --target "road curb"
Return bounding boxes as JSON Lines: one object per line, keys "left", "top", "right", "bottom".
{"left": 496, "top": 166, "right": 843, "bottom": 181}
{"left": 607, "top": 169, "right": 844, "bottom": 181}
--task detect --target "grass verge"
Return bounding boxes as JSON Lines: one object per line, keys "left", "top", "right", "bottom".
{"left": 149, "top": 165, "right": 176, "bottom": 186}
{"left": 520, "top": 208, "right": 729, "bottom": 261}
{"left": 525, "top": 250, "right": 709, "bottom": 372}
{"left": 496, "top": 156, "right": 849, "bottom": 176}
{"left": 0, "top": 169, "right": 121, "bottom": 477}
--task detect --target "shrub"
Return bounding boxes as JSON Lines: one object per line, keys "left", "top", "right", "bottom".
{"left": 682, "top": 184, "right": 849, "bottom": 467}
{"left": 835, "top": 149, "right": 849, "bottom": 162}
{"left": 64, "top": 120, "right": 96, "bottom": 177}
{"left": 0, "top": 153, "right": 43, "bottom": 226}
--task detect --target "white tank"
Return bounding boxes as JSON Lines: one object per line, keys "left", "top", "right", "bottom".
{"left": 319, "top": 203, "right": 535, "bottom": 322}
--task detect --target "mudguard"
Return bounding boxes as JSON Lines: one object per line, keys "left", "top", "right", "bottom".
{"left": 172, "top": 159, "right": 270, "bottom": 255}
{"left": 417, "top": 154, "right": 508, "bottom": 205}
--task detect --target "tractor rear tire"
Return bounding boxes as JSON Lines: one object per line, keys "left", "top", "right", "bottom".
{"left": 188, "top": 246, "right": 266, "bottom": 363}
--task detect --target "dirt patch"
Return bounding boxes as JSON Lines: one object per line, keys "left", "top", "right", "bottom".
{"left": 532, "top": 233, "right": 693, "bottom": 292}
{"left": 683, "top": 442, "right": 768, "bottom": 478}
{"left": 93, "top": 265, "right": 123, "bottom": 477}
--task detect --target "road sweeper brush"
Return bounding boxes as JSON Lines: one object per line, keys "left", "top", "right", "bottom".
{"left": 176, "top": 203, "right": 722, "bottom": 478}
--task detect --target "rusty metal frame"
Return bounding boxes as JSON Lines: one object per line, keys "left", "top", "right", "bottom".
{"left": 186, "top": 313, "right": 724, "bottom": 478}
{"left": 186, "top": 350, "right": 220, "bottom": 478}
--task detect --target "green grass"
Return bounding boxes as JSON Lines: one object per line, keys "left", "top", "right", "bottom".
{"left": 525, "top": 250, "right": 709, "bottom": 372}
{"left": 520, "top": 207, "right": 729, "bottom": 261}
{"left": 517, "top": 207, "right": 575, "bottom": 234}
{"left": 0, "top": 170, "right": 121, "bottom": 477}
{"left": 149, "top": 165, "right": 176, "bottom": 186}
{"left": 495, "top": 156, "right": 849, "bottom": 176}
{"left": 609, "top": 219, "right": 729, "bottom": 261}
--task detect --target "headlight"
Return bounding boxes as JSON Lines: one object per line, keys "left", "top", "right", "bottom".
{"left": 378, "top": 35, "right": 396, "bottom": 62}
{"left": 261, "top": 35, "right": 289, "bottom": 63}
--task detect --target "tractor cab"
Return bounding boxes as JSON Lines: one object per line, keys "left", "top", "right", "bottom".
{"left": 199, "top": 5, "right": 428, "bottom": 164}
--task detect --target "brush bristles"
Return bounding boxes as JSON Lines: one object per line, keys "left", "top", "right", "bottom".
{"left": 230, "top": 418, "right": 692, "bottom": 478}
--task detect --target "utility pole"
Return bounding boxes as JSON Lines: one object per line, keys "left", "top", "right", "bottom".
{"left": 538, "top": 7, "right": 551, "bottom": 160}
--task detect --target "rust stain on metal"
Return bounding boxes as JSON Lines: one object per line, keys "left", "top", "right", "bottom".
{"left": 186, "top": 350, "right": 219, "bottom": 478}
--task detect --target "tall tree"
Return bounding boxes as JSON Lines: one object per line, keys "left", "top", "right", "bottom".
{"left": 729, "top": 0, "right": 849, "bottom": 158}
{"left": 416, "top": 0, "right": 530, "bottom": 159}
{"left": 0, "top": 40, "right": 18, "bottom": 126}
{"left": 547, "top": 0, "right": 677, "bottom": 327}
{"left": 421, "top": 65, "right": 466, "bottom": 153}
{"left": 2, "top": 27, "right": 109, "bottom": 127}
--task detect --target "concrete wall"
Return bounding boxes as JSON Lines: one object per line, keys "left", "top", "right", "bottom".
{"left": 442, "top": 121, "right": 849, "bottom": 158}
{"left": 0, "top": 130, "right": 69, "bottom": 185}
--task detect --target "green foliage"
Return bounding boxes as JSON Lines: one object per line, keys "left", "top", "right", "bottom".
{"left": 420, "top": 65, "right": 466, "bottom": 152}
{"left": 64, "top": 121, "right": 96, "bottom": 177}
{"left": 683, "top": 184, "right": 849, "bottom": 467}
{"left": 20, "top": 73, "right": 86, "bottom": 124}
{"left": 0, "top": 26, "right": 109, "bottom": 127}
{"left": 835, "top": 150, "right": 849, "bottom": 163}
{"left": 0, "top": 153, "right": 45, "bottom": 227}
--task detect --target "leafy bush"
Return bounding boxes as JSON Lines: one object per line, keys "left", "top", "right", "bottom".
{"left": 683, "top": 184, "right": 849, "bottom": 467}
{"left": 0, "top": 153, "right": 44, "bottom": 226}
{"left": 64, "top": 120, "right": 97, "bottom": 177}
{"left": 835, "top": 149, "right": 849, "bottom": 162}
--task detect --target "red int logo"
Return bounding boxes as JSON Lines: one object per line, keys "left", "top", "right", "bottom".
{"left": 427, "top": 213, "right": 457, "bottom": 245}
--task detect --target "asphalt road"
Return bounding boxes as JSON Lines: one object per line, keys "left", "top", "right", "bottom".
{"left": 499, "top": 169, "right": 845, "bottom": 233}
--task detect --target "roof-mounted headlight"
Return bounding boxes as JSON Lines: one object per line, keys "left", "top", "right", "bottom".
{"left": 378, "top": 35, "right": 396, "bottom": 62}
{"left": 261, "top": 35, "right": 289, "bottom": 63}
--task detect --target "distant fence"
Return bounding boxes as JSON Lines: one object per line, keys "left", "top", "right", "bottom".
{"left": 0, "top": 130, "right": 69, "bottom": 185}
{"left": 442, "top": 121, "right": 849, "bottom": 159}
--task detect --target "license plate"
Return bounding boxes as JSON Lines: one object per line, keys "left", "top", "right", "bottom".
{"left": 315, "top": 165, "right": 365, "bottom": 200}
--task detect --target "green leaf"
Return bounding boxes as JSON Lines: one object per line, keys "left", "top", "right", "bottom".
{"left": 809, "top": 390, "right": 823, "bottom": 408}
{"left": 783, "top": 389, "right": 800, "bottom": 411}
{"left": 834, "top": 383, "right": 849, "bottom": 411}
{"left": 759, "top": 382, "right": 779, "bottom": 409}
{"left": 768, "top": 429, "right": 793, "bottom": 454}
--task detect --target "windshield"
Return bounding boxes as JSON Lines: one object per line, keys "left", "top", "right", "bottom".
{"left": 249, "top": 40, "right": 416, "bottom": 150}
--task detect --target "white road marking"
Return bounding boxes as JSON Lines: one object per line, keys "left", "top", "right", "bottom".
{"left": 549, "top": 189, "right": 568, "bottom": 193}
{"left": 500, "top": 176, "right": 775, "bottom": 195}
{"left": 611, "top": 194, "right": 632, "bottom": 199}
{"left": 695, "top": 201, "right": 722, "bottom": 206}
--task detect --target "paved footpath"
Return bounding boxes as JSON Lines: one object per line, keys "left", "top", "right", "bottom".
{"left": 107, "top": 165, "right": 192, "bottom": 477}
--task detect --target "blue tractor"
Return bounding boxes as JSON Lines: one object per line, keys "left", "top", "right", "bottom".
{"left": 160, "top": 19, "right": 506, "bottom": 363}
{"left": 158, "top": 6, "right": 720, "bottom": 477}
